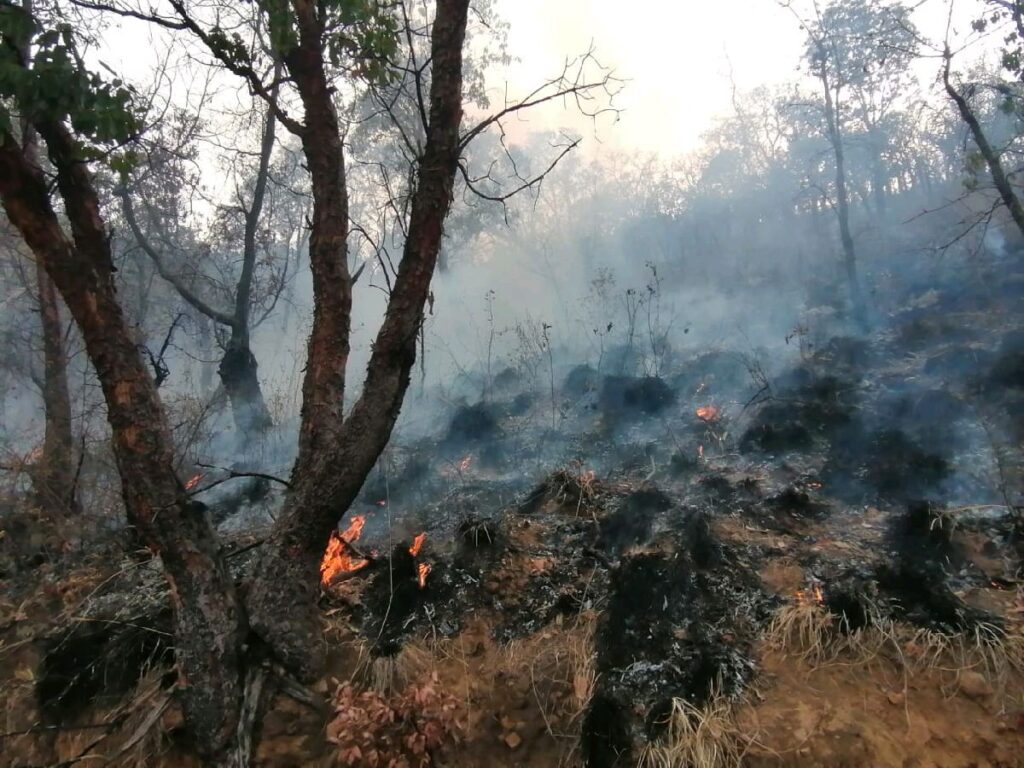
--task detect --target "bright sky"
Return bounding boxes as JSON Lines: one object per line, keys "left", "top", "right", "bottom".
{"left": 493, "top": 0, "right": 989, "bottom": 157}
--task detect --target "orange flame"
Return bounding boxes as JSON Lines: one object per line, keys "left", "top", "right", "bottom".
{"left": 795, "top": 584, "right": 825, "bottom": 606}
{"left": 320, "top": 515, "right": 369, "bottom": 587}
{"left": 696, "top": 405, "right": 720, "bottom": 423}
{"left": 459, "top": 455, "right": 473, "bottom": 472}
{"left": 417, "top": 562, "right": 431, "bottom": 589}
{"left": 185, "top": 473, "right": 203, "bottom": 491}
{"left": 409, "top": 532, "right": 427, "bottom": 557}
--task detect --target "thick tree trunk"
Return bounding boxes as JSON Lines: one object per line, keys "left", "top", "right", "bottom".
{"left": 0, "top": 128, "right": 244, "bottom": 760}
{"left": 31, "top": 239, "right": 79, "bottom": 515}
{"left": 943, "top": 54, "right": 1024, "bottom": 241}
{"left": 245, "top": 0, "right": 471, "bottom": 682}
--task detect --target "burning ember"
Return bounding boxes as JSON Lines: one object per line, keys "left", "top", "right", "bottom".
{"left": 320, "top": 515, "right": 369, "bottom": 587}
{"left": 416, "top": 562, "right": 431, "bottom": 589}
{"left": 409, "top": 532, "right": 427, "bottom": 557}
{"left": 795, "top": 583, "right": 825, "bottom": 606}
{"left": 459, "top": 454, "right": 473, "bottom": 472}
{"left": 696, "top": 404, "right": 721, "bottom": 423}
{"left": 185, "top": 473, "right": 203, "bottom": 491}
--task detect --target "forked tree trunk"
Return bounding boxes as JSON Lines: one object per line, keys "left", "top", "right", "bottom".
{"left": 31, "top": 230, "right": 79, "bottom": 515}
{"left": 245, "top": 0, "right": 471, "bottom": 682}
{"left": 0, "top": 126, "right": 244, "bottom": 759}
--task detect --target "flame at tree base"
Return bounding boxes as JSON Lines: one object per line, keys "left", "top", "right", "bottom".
{"left": 320, "top": 515, "right": 369, "bottom": 587}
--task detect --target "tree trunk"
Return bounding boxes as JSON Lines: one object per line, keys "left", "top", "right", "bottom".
{"left": 0, "top": 127, "right": 244, "bottom": 760}
{"left": 943, "top": 53, "right": 1024, "bottom": 241}
{"left": 30, "top": 219, "right": 79, "bottom": 515}
{"left": 819, "top": 64, "right": 868, "bottom": 330}
{"left": 219, "top": 333, "right": 274, "bottom": 440}
{"left": 245, "top": 0, "right": 471, "bottom": 682}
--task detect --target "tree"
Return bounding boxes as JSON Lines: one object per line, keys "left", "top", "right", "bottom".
{"left": 2, "top": 0, "right": 609, "bottom": 761}
{"left": 784, "top": 0, "right": 919, "bottom": 327}
{"left": 946, "top": 1, "right": 1024, "bottom": 239}
{"left": 119, "top": 90, "right": 283, "bottom": 441}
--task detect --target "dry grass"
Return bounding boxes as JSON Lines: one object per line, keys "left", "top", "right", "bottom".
{"left": 638, "top": 691, "right": 745, "bottom": 768}
{"left": 765, "top": 596, "right": 1024, "bottom": 705}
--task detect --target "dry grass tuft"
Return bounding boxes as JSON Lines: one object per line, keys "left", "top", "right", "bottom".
{"left": 638, "top": 692, "right": 744, "bottom": 768}
{"left": 765, "top": 601, "right": 838, "bottom": 663}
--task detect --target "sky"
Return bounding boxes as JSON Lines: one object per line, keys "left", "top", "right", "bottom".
{"left": 491, "top": 0, "right": 990, "bottom": 158}
{"left": 90, "top": 0, "right": 995, "bottom": 164}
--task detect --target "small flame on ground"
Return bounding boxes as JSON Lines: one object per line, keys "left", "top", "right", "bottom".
{"left": 459, "top": 455, "right": 473, "bottom": 472}
{"left": 795, "top": 584, "right": 825, "bottom": 606}
{"left": 376, "top": 499, "right": 387, "bottom": 507}
{"left": 409, "top": 532, "right": 427, "bottom": 557}
{"left": 416, "top": 562, "right": 431, "bottom": 589}
{"left": 696, "top": 405, "right": 720, "bottom": 422}
{"left": 698, "top": 445, "right": 705, "bottom": 460}
{"left": 27, "top": 446, "right": 44, "bottom": 463}
{"left": 185, "top": 473, "right": 203, "bottom": 491}
{"left": 320, "top": 515, "right": 369, "bottom": 587}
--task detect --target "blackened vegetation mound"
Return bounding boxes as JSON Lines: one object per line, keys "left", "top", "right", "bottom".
{"left": 564, "top": 364, "right": 600, "bottom": 398}
{"left": 823, "top": 427, "right": 949, "bottom": 503}
{"left": 880, "top": 502, "right": 1000, "bottom": 633}
{"left": 740, "top": 371, "right": 855, "bottom": 454}
{"left": 598, "top": 488, "right": 672, "bottom": 556}
{"left": 582, "top": 514, "right": 770, "bottom": 768}
{"left": 821, "top": 502, "right": 1004, "bottom": 637}
{"left": 443, "top": 402, "right": 506, "bottom": 466}
{"left": 445, "top": 403, "right": 500, "bottom": 444}
{"left": 598, "top": 375, "right": 676, "bottom": 420}
{"left": 38, "top": 608, "right": 174, "bottom": 724}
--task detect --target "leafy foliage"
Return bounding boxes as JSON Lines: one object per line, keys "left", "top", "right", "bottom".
{"left": 0, "top": 3, "right": 137, "bottom": 145}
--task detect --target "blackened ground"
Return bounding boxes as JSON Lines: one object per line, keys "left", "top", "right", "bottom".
{"left": 582, "top": 511, "right": 772, "bottom": 767}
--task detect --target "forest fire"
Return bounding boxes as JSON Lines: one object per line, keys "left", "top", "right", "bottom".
{"left": 696, "top": 404, "right": 721, "bottom": 422}
{"left": 184, "top": 473, "right": 203, "bottom": 491}
{"left": 796, "top": 584, "right": 825, "bottom": 606}
{"left": 320, "top": 515, "right": 369, "bottom": 587}
{"left": 416, "top": 562, "right": 431, "bottom": 589}
{"left": 409, "top": 532, "right": 427, "bottom": 557}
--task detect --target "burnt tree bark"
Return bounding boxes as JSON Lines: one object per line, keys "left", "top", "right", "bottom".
{"left": 0, "top": 125, "right": 245, "bottom": 758}
{"left": 943, "top": 50, "right": 1024, "bottom": 241}
{"left": 244, "top": 0, "right": 471, "bottom": 681}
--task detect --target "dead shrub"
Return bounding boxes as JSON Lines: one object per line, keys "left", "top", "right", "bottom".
{"left": 326, "top": 676, "right": 463, "bottom": 767}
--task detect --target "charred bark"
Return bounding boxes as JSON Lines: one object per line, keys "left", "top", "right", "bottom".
{"left": 943, "top": 51, "right": 1024, "bottom": 241}
{"left": 245, "top": 0, "right": 471, "bottom": 682}
{"left": 0, "top": 128, "right": 244, "bottom": 759}
{"left": 219, "top": 337, "right": 273, "bottom": 438}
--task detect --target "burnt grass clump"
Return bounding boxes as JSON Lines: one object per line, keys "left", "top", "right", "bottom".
{"left": 598, "top": 375, "right": 676, "bottom": 420}
{"left": 445, "top": 402, "right": 501, "bottom": 444}
{"left": 597, "top": 488, "right": 672, "bottom": 556}
{"left": 823, "top": 427, "right": 950, "bottom": 503}
{"left": 740, "top": 370, "right": 856, "bottom": 454}
{"left": 565, "top": 363, "right": 600, "bottom": 398}
{"left": 37, "top": 607, "right": 174, "bottom": 724}
{"left": 582, "top": 516, "right": 770, "bottom": 767}
{"left": 876, "top": 501, "right": 1001, "bottom": 633}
